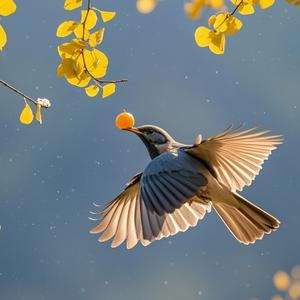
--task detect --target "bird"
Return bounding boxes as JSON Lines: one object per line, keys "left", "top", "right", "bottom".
{"left": 90, "top": 124, "right": 283, "bottom": 249}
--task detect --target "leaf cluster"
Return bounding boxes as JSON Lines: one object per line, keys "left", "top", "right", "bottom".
{"left": 56, "top": 0, "right": 118, "bottom": 99}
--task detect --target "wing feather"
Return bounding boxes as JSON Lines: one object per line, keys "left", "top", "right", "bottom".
{"left": 98, "top": 198, "right": 126, "bottom": 242}
{"left": 126, "top": 193, "right": 138, "bottom": 249}
{"left": 186, "top": 125, "right": 282, "bottom": 191}
{"left": 90, "top": 148, "right": 212, "bottom": 248}
{"left": 111, "top": 198, "right": 131, "bottom": 248}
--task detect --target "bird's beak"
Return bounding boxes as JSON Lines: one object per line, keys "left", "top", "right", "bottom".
{"left": 122, "top": 127, "right": 143, "bottom": 136}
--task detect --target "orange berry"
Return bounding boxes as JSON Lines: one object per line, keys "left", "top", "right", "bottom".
{"left": 115, "top": 111, "right": 135, "bottom": 129}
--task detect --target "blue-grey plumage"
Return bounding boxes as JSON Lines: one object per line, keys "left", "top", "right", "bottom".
{"left": 141, "top": 148, "right": 208, "bottom": 215}
{"left": 90, "top": 124, "right": 283, "bottom": 249}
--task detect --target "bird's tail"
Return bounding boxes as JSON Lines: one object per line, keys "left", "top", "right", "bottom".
{"left": 213, "top": 193, "right": 280, "bottom": 244}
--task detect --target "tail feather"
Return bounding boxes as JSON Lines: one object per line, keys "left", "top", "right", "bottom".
{"left": 213, "top": 193, "right": 280, "bottom": 245}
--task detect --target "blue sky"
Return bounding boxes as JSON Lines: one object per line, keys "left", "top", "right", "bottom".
{"left": 0, "top": 1, "right": 299, "bottom": 299}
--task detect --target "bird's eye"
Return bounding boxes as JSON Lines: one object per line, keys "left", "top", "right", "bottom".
{"left": 148, "top": 129, "right": 154, "bottom": 134}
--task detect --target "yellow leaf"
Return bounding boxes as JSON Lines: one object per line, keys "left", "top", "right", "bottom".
{"left": 35, "top": 104, "right": 42, "bottom": 125}
{"left": 58, "top": 39, "right": 86, "bottom": 59}
{"left": 84, "top": 49, "right": 108, "bottom": 78}
{"left": 74, "top": 23, "right": 90, "bottom": 39}
{"left": 81, "top": 9, "right": 98, "bottom": 30}
{"left": 58, "top": 42, "right": 83, "bottom": 59}
{"left": 64, "top": 0, "right": 82, "bottom": 10}
{"left": 57, "top": 63, "right": 64, "bottom": 77}
{"left": 231, "top": 0, "right": 256, "bottom": 14}
{"left": 208, "top": 15, "right": 217, "bottom": 26}
{"left": 62, "top": 57, "right": 90, "bottom": 87}
{"left": 214, "top": 13, "right": 242, "bottom": 34}
{"left": 239, "top": 3, "right": 255, "bottom": 15}
{"left": 85, "top": 85, "right": 100, "bottom": 97}
{"left": 0, "top": 24, "right": 7, "bottom": 51}
{"left": 195, "top": 26, "right": 212, "bottom": 47}
{"left": 214, "top": 13, "right": 229, "bottom": 33}
{"left": 56, "top": 20, "right": 78, "bottom": 37}
{"left": 259, "top": 0, "right": 275, "bottom": 9}
{"left": 0, "top": 0, "right": 16, "bottom": 16}
{"left": 89, "top": 28, "right": 105, "bottom": 48}
{"left": 136, "top": 0, "right": 157, "bottom": 14}
{"left": 99, "top": 11, "right": 116, "bottom": 23}
{"left": 223, "top": 15, "right": 243, "bottom": 35}
{"left": 19, "top": 100, "right": 34, "bottom": 125}
{"left": 102, "top": 83, "right": 116, "bottom": 98}
{"left": 209, "top": 32, "right": 225, "bottom": 55}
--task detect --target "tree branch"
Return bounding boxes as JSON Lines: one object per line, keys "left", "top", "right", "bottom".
{"left": 0, "top": 79, "right": 38, "bottom": 105}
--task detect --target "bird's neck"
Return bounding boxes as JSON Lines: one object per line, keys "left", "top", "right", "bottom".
{"left": 141, "top": 138, "right": 183, "bottom": 160}
{"left": 151, "top": 142, "right": 183, "bottom": 159}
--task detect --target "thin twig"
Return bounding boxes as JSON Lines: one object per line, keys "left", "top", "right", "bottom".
{"left": 0, "top": 79, "right": 38, "bottom": 105}
{"left": 80, "top": 0, "right": 127, "bottom": 86}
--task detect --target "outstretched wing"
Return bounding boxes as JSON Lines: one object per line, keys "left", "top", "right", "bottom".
{"left": 140, "top": 149, "right": 208, "bottom": 215}
{"left": 185, "top": 125, "right": 283, "bottom": 192}
{"left": 90, "top": 171, "right": 211, "bottom": 249}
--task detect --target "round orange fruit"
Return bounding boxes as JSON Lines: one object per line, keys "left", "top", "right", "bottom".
{"left": 115, "top": 111, "right": 135, "bottom": 129}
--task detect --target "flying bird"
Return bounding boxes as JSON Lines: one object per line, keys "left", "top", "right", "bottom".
{"left": 90, "top": 124, "right": 282, "bottom": 249}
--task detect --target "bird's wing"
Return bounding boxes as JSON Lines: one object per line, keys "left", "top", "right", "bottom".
{"left": 140, "top": 149, "right": 208, "bottom": 215}
{"left": 90, "top": 171, "right": 211, "bottom": 249}
{"left": 185, "top": 124, "right": 283, "bottom": 192}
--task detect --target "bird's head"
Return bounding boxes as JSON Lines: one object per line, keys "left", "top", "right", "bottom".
{"left": 123, "top": 125, "right": 177, "bottom": 159}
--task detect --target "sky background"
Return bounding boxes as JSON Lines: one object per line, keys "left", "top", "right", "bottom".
{"left": 0, "top": 1, "right": 299, "bottom": 300}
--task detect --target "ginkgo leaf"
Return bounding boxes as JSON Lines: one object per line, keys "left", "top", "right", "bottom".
{"left": 35, "top": 104, "right": 42, "bottom": 125}
{"left": 0, "top": 24, "right": 7, "bottom": 51}
{"left": 99, "top": 11, "right": 116, "bottom": 23}
{"left": 214, "top": 14, "right": 242, "bottom": 35}
{"left": 0, "top": 0, "right": 16, "bottom": 16}
{"left": 208, "top": 15, "right": 217, "bottom": 26}
{"left": 223, "top": 15, "right": 243, "bottom": 35}
{"left": 209, "top": 32, "right": 225, "bottom": 55}
{"left": 102, "top": 83, "right": 116, "bottom": 98}
{"left": 74, "top": 23, "right": 90, "bottom": 39}
{"left": 83, "top": 49, "right": 108, "bottom": 78}
{"left": 195, "top": 26, "right": 212, "bottom": 47}
{"left": 259, "top": 0, "right": 275, "bottom": 9}
{"left": 58, "top": 39, "right": 86, "bottom": 59}
{"left": 64, "top": 0, "right": 82, "bottom": 11}
{"left": 56, "top": 20, "right": 78, "bottom": 37}
{"left": 57, "top": 64, "right": 64, "bottom": 77}
{"left": 214, "top": 13, "right": 229, "bottom": 33}
{"left": 62, "top": 57, "right": 91, "bottom": 87}
{"left": 81, "top": 10, "right": 98, "bottom": 30}
{"left": 19, "top": 100, "right": 34, "bottom": 125}
{"left": 89, "top": 28, "right": 105, "bottom": 48}
{"left": 85, "top": 85, "right": 100, "bottom": 97}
